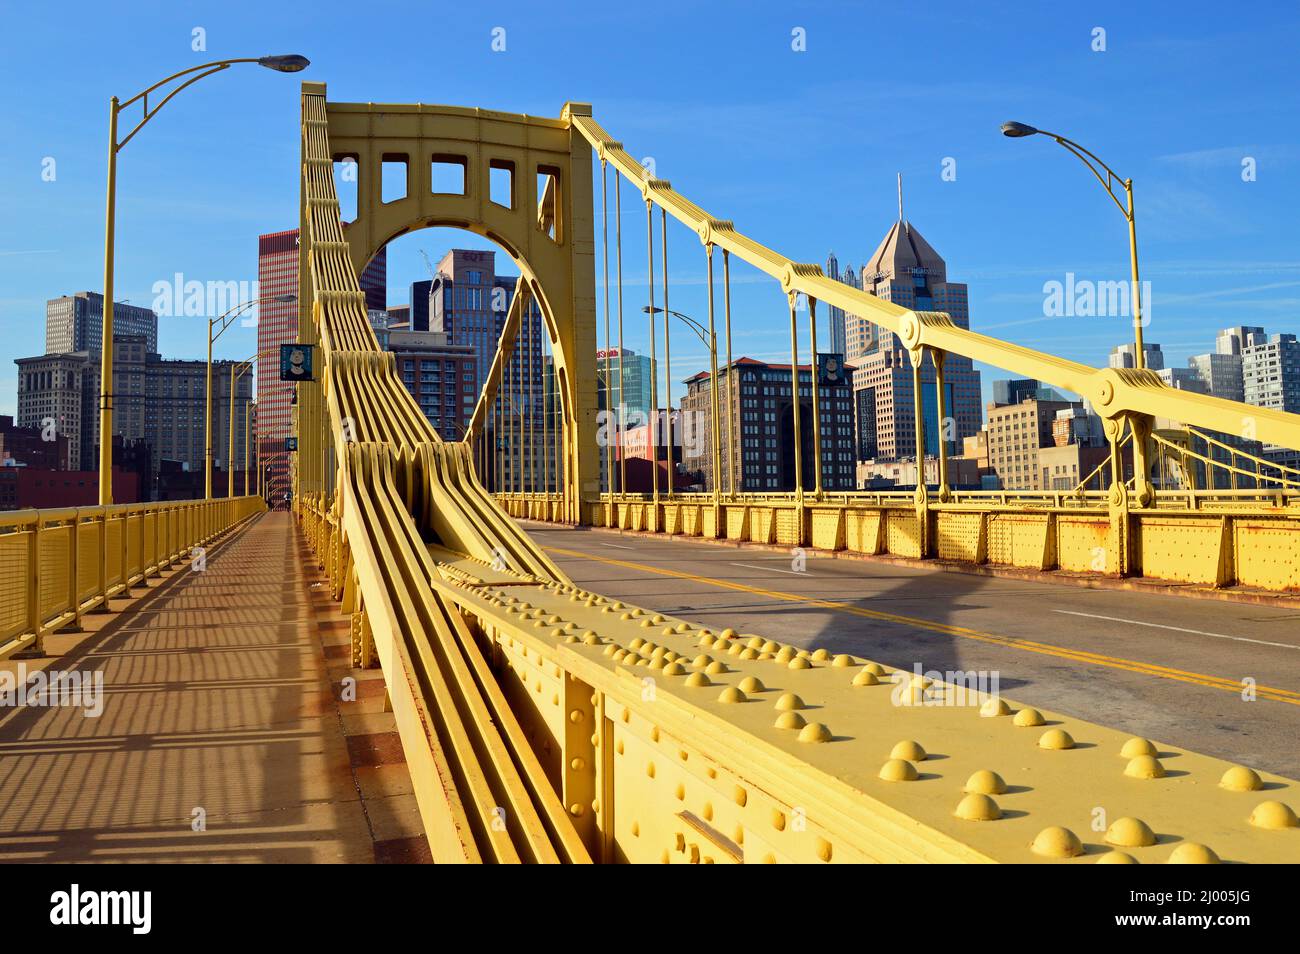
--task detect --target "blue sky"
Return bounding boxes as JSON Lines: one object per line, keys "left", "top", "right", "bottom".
{"left": 1, "top": 0, "right": 1298, "bottom": 415}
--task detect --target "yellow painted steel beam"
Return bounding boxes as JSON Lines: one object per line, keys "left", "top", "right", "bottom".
{"left": 435, "top": 561, "right": 1298, "bottom": 863}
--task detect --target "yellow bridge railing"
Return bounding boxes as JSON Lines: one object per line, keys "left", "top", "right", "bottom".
{"left": 0, "top": 495, "right": 265, "bottom": 659}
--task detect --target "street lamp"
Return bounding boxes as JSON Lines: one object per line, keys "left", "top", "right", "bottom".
{"left": 99, "top": 55, "right": 309, "bottom": 505}
{"left": 226, "top": 346, "right": 283, "bottom": 498}
{"left": 642, "top": 305, "right": 722, "bottom": 504}
{"left": 206, "top": 296, "right": 295, "bottom": 499}
{"left": 999, "top": 120, "right": 1147, "bottom": 369}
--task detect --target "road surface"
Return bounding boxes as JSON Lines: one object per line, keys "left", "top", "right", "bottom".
{"left": 521, "top": 522, "right": 1300, "bottom": 780}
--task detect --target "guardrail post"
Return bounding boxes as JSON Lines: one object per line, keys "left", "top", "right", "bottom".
{"left": 69, "top": 512, "right": 83, "bottom": 630}
{"left": 17, "top": 513, "right": 45, "bottom": 658}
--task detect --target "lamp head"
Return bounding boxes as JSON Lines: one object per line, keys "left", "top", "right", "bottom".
{"left": 258, "top": 54, "right": 311, "bottom": 73}
{"left": 1001, "top": 121, "right": 1039, "bottom": 138}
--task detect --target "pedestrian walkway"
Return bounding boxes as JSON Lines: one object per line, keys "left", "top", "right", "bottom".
{"left": 0, "top": 511, "right": 426, "bottom": 863}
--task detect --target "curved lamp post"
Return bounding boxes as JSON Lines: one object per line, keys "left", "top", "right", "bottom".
{"left": 100, "top": 54, "right": 309, "bottom": 504}
{"left": 1000, "top": 121, "right": 1147, "bottom": 369}
{"left": 206, "top": 295, "right": 296, "bottom": 498}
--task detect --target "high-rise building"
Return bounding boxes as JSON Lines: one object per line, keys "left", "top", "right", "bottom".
{"left": 409, "top": 279, "right": 432, "bottom": 331}
{"left": 257, "top": 228, "right": 386, "bottom": 489}
{"left": 1108, "top": 341, "right": 1165, "bottom": 370}
{"left": 1243, "top": 332, "right": 1300, "bottom": 470}
{"left": 46, "top": 291, "right": 157, "bottom": 354}
{"left": 429, "top": 248, "right": 542, "bottom": 405}
{"left": 15, "top": 336, "right": 250, "bottom": 491}
{"left": 847, "top": 215, "right": 982, "bottom": 461}
{"left": 598, "top": 347, "right": 654, "bottom": 423}
{"left": 681, "top": 355, "right": 856, "bottom": 492}
{"left": 985, "top": 396, "right": 1080, "bottom": 490}
{"left": 993, "top": 379, "right": 1039, "bottom": 407}
{"left": 388, "top": 330, "right": 477, "bottom": 438}
{"left": 15, "top": 352, "right": 90, "bottom": 469}
{"left": 824, "top": 252, "right": 850, "bottom": 357}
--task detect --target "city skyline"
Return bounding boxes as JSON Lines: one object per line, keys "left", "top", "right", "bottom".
{"left": 2, "top": 1, "right": 1298, "bottom": 419}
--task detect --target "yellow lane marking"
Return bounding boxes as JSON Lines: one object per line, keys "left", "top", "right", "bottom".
{"left": 543, "top": 544, "right": 1300, "bottom": 706}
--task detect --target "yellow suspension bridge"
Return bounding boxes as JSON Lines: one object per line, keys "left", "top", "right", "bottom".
{"left": 2, "top": 82, "right": 1298, "bottom": 864}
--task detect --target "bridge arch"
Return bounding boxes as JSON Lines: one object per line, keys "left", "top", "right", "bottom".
{"left": 313, "top": 86, "right": 599, "bottom": 519}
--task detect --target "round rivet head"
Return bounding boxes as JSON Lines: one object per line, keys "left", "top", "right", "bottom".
{"left": 1120, "top": 737, "right": 1157, "bottom": 758}
{"left": 890, "top": 740, "right": 927, "bottom": 762}
{"left": 831, "top": 653, "right": 854, "bottom": 668}
{"left": 1105, "top": 816, "right": 1157, "bottom": 847}
{"left": 719, "top": 628, "right": 737, "bottom": 640}
{"left": 746, "top": 635, "right": 765, "bottom": 649}
{"left": 717, "top": 686, "right": 747, "bottom": 704}
{"left": 1249, "top": 801, "right": 1298, "bottom": 830}
{"left": 705, "top": 660, "right": 729, "bottom": 675}
{"left": 980, "top": 697, "right": 1011, "bottom": 718}
{"left": 774, "top": 710, "right": 806, "bottom": 730}
{"left": 1096, "top": 851, "right": 1139, "bottom": 864}
{"left": 878, "top": 758, "right": 918, "bottom": 782}
{"left": 1124, "top": 755, "right": 1165, "bottom": 779}
{"left": 954, "top": 793, "right": 1001, "bottom": 821}
{"left": 810, "top": 648, "right": 831, "bottom": 662}
{"left": 1013, "top": 707, "right": 1045, "bottom": 727}
{"left": 1031, "top": 826, "right": 1083, "bottom": 858}
{"left": 697, "top": 633, "right": 715, "bottom": 647}
{"left": 862, "top": 662, "right": 885, "bottom": 676}
{"left": 1168, "top": 843, "right": 1219, "bottom": 864}
{"left": 1219, "top": 765, "right": 1263, "bottom": 792}
{"left": 662, "top": 661, "right": 685, "bottom": 676}
{"left": 1038, "top": 728, "right": 1075, "bottom": 750}
{"left": 964, "top": 769, "right": 1007, "bottom": 795}
{"left": 684, "top": 671, "right": 712, "bottom": 688}
{"left": 852, "top": 666, "right": 881, "bottom": 687}
{"left": 738, "top": 675, "right": 765, "bottom": 694}
{"left": 797, "top": 722, "right": 832, "bottom": 744}
{"left": 788, "top": 656, "right": 812, "bottom": 670}
{"left": 774, "top": 692, "right": 805, "bottom": 711}
{"left": 692, "top": 654, "right": 712, "bottom": 668}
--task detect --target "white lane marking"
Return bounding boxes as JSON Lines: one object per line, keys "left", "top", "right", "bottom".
{"left": 600, "top": 543, "right": 636, "bottom": 550}
{"left": 730, "top": 561, "right": 807, "bottom": 576}
{"left": 1053, "top": 610, "right": 1297, "bottom": 650}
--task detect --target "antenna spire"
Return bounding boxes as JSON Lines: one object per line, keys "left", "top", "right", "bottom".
{"left": 897, "top": 173, "right": 904, "bottom": 222}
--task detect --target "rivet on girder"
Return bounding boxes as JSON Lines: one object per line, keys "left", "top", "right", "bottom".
{"left": 1105, "top": 817, "right": 1156, "bottom": 847}
{"left": 774, "top": 711, "right": 806, "bottom": 730}
{"left": 891, "top": 740, "right": 927, "bottom": 761}
{"left": 980, "top": 697, "right": 1011, "bottom": 718}
{"left": 852, "top": 667, "right": 881, "bottom": 687}
{"left": 954, "top": 793, "right": 1001, "bottom": 821}
{"left": 1031, "top": 826, "right": 1083, "bottom": 858}
{"left": 1038, "top": 728, "right": 1075, "bottom": 750}
{"left": 798, "top": 722, "right": 832, "bottom": 744}
{"left": 1220, "top": 765, "right": 1263, "bottom": 792}
{"left": 879, "top": 759, "right": 918, "bottom": 782}
{"left": 1124, "top": 755, "right": 1165, "bottom": 779}
{"left": 964, "top": 770, "right": 1007, "bottom": 795}
{"left": 1120, "top": 737, "right": 1158, "bottom": 758}
{"left": 1249, "top": 801, "right": 1298, "bottom": 830}
{"left": 1014, "top": 707, "right": 1045, "bottom": 727}
{"left": 1168, "top": 843, "right": 1219, "bottom": 864}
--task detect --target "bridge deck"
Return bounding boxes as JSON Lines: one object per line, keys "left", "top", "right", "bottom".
{"left": 0, "top": 512, "right": 425, "bottom": 863}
